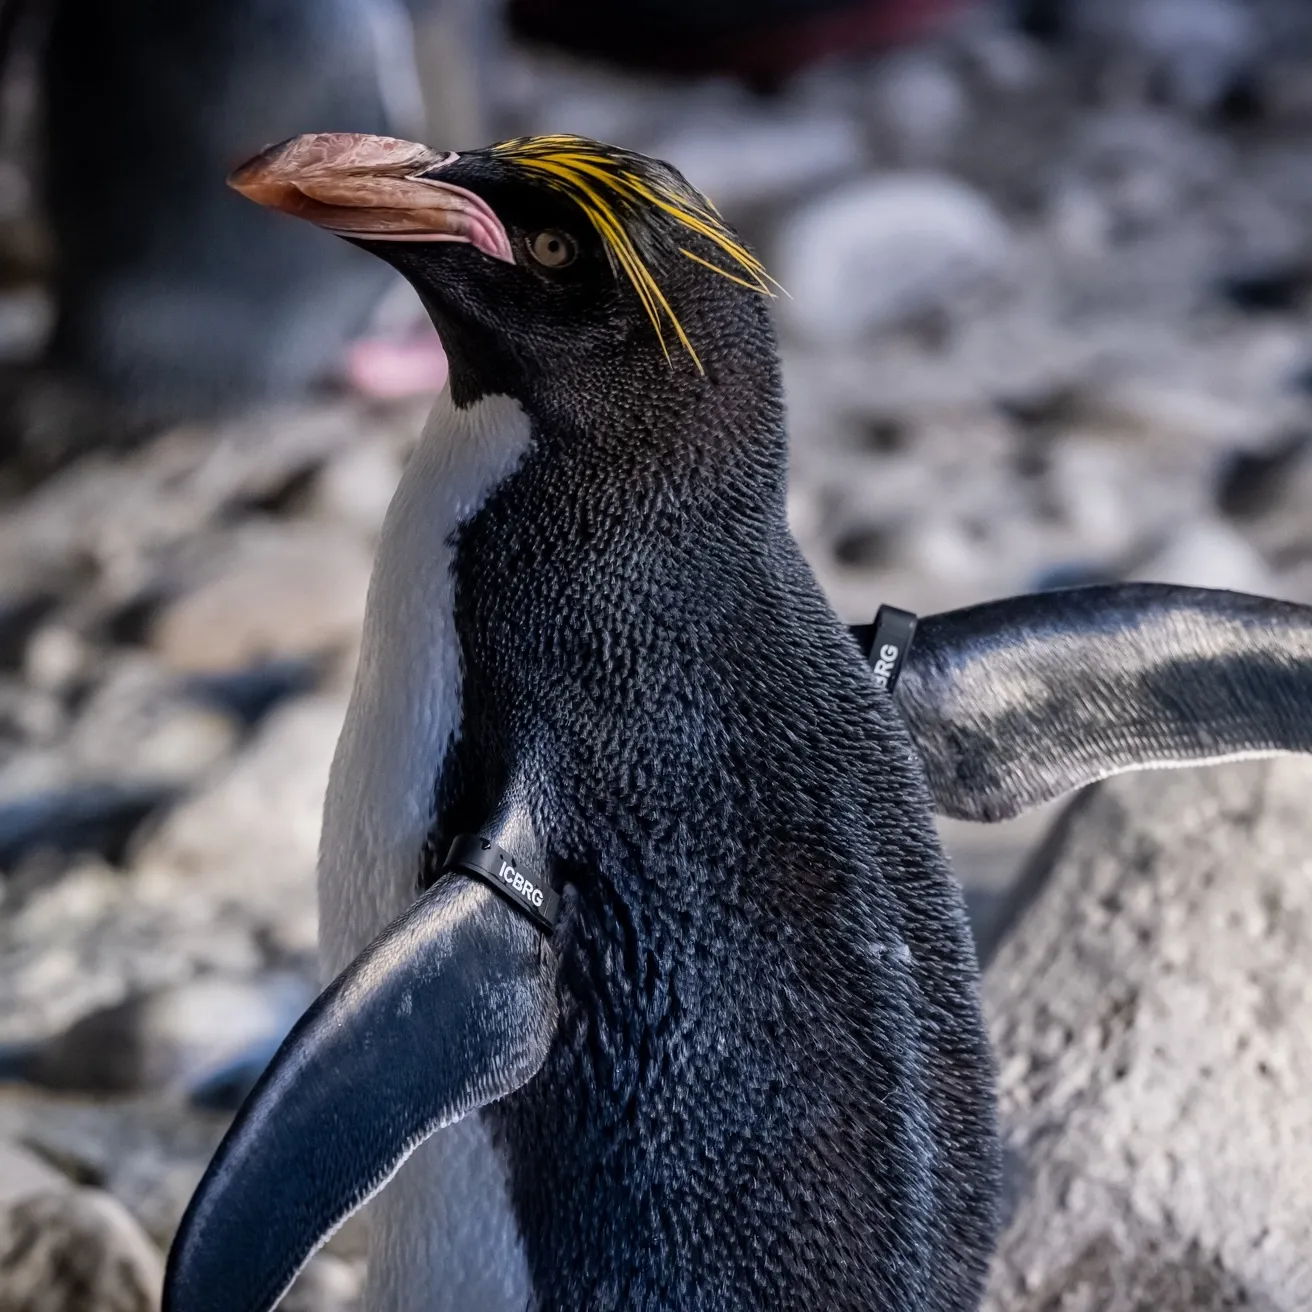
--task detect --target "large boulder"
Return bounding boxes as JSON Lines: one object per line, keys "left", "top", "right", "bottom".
{"left": 983, "top": 759, "right": 1312, "bottom": 1310}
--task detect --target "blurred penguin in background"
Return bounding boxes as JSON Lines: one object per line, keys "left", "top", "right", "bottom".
{"left": 36, "top": 0, "right": 489, "bottom": 425}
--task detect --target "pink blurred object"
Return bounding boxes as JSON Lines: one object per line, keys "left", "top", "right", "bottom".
{"left": 343, "top": 331, "right": 450, "bottom": 399}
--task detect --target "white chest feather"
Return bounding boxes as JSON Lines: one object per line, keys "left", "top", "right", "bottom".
{"left": 318, "top": 391, "right": 533, "bottom": 978}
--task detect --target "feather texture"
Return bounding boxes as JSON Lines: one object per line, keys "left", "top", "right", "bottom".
{"left": 491, "top": 134, "right": 778, "bottom": 367}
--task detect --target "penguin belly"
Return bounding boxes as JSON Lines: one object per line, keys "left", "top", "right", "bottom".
{"left": 318, "top": 389, "right": 534, "bottom": 1312}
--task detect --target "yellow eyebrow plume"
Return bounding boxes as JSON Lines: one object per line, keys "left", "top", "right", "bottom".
{"left": 490, "top": 134, "right": 779, "bottom": 370}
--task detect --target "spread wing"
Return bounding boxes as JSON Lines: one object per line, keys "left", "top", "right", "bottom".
{"left": 893, "top": 584, "right": 1312, "bottom": 822}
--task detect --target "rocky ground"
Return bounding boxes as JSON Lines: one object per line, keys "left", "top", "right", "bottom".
{"left": 3, "top": 1, "right": 1312, "bottom": 1306}
{"left": 984, "top": 756, "right": 1312, "bottom": 1311}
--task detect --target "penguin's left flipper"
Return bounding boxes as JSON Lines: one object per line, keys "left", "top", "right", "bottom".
{"left": 895, "top": 583, "right": 1312, "bottom": 823}
{"left": 163, "top": 874, "right": 557, "bottom": 1312}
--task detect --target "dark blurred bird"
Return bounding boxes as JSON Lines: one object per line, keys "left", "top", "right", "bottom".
{"left": 39, "top": 0, "right": 429, "bottom": 422}
{"left": 163, "top": 132, "right": 1312, "bottom": 1312}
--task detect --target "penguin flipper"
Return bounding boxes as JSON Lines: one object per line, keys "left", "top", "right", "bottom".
{"left": 163, "top": 876, "right": 557, "bottom": 1312}
{"left": 894, "top": 583, "right": 1312, "bottom": 822}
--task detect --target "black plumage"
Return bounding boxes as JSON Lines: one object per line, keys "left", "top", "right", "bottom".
{"left": 429, "top": 230, "right": 996, "bottom": 1308}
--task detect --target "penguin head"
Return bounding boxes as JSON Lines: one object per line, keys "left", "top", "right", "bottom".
{"left": 229, "top": 132, "right": 777, "bottom": 408}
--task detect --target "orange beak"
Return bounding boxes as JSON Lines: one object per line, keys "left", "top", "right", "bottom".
{"left": 228, "top": 133, "right": 514, "bottom": 262}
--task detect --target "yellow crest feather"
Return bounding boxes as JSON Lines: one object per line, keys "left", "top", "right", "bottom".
{"left": 490, "top": 134, "right": 779, "bottom": 370}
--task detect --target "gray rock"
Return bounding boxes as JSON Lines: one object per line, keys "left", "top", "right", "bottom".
{"left": 21, "top": 626, "right": 88, "bottom": 697}
{"left": 0, "top": 684, "right": 63, "bottom": 755}
{"left": 0, "top": 1186, "right": 164, "bottom": 1312}
{"left": 0, "top": 781, "right": 175, "bottom": 872}
{"left": 0, "top": 858, "right": 263, "bottom": 1049}
{"left": 1076, "top": 0, "right": 1259, "bottom": 111}
{"left": 0, "top": 401, "right": 385, "bottom": 605}
{"left": 867, "top": 52, "right": 968, "bottom": 163}
{"left": 0, "top": 288, "right": 52, "bottom": 366}
{"left": 1061, "top": 110, "right": 1226, "bottom": 238}
{"left": 957, "top": 27, "right": 1046, "bottom": 95}
{"left": 983, "top": 759, "right": 1312, "bottom": 1309}
{"left": 1129, "top": 519, "right": 1274, "bottom": 594}
{"left": 0, "top": 654, "right": 241, "bottom": 798}
{"left": 10, "top": 973, "right": 312, "bottom": 1101}
{"left": 936, "top": 800, "right": 1068, "bottom": 965}
{"left": 279, "top": 1255, "right": 363, "bottom": 1312}
{"left": 133, "top": 696, "right": 346, "bottom": 955}
{"left": 188, "top": 404, "right": 391, "bottom": 515}
{"left": 311, "top": 439, "right": 405, "bottom": 538}
{"left": 650, "top": 110, "right": 865, "bottom": 209}
{"left": 775, "top": 173, "right": 1012, "bottom": 345}
{"left": 1043, "top": 439, "right": 1139, "bottom": 560}
{"left": 0, "top": 1142, "right": 68, "bottom": 1207}
{"left": 149, "top": 525, "right": 372, "bottom": 674}
{"left": 0, "top": 1091, "right": 226, "bottom": 1249}
{"left": 0, "top": 1092, "right": 362, "bottom": 1303}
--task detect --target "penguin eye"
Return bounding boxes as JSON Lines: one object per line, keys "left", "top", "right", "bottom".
{"left": 528, "top": 230, "right": 577, "bottom": 269}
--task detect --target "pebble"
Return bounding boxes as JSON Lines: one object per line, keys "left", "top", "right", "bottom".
{"left": 0, "top": 656, "right": 241, "bottom": 803}
{"left": 312, "top": 439, "right": 405, "bottom": 537}
{"left": 0, "top": 1092, "right": 226, "bottom": 1249}
{"left": 774, "top": 173, "right": 1012, "bottom": 345}
{"left": 1045, "top": 438, "right": 1138, "bottom": 557}
{"left": 0, "top": 287, "right": 52, "bottom": 364}
{"left": 12, "top": 973, "right": 313, "bottom": 1102}
{"left": 21, "top": 626, "right": 86, "bottom": 696}
{"left": 134, "top": 696, "right": 346, "bottom": 954}
{"left": 867, "top": 52, "right": 967, "bottom": 163}
{"left": 0, "top": 1185, "right": 164, "bottom": 1312}
{"left": 1129, "top": 518, "right": 1274, "bottom": 594}
{"left": 280, "top": 1255, "right": 364, "bottom": 1312}
{"left": 1079, "top": 0, "right": 1259, "bottom": 111}
{"left": 1215, "top": 431, "right": 1312, "bottom": 520}
{"left": 0, "top": 1141, "right": 67, "bottom": 1206}
{"left": 181, "top": 656, "right": 321, "bottom": 729}
{"left": 958, "top": 27, "right": 1045, "bottom": 94}
{"left": 0, "top": 594, "right": 58, "bottom": 670}
{"left": 0, "top": 858, "right": 264, "bottom": 1048}
{"left": 650, "top": 110, "right": 865, "bottom": 208}
{"left": 150, "top": 524, "right": 372, "bottom": 674}
{"left": 1079, "top": 375, "right": 1261, "bottom": 452}
{"left": 0, "top": 782, "right": 175, "bottom": 871}
{"left": 66, "top": 656, "right": 240, "bottom": 786}
{"left": 185, "top": 404, "right": 370, "bottom": 515}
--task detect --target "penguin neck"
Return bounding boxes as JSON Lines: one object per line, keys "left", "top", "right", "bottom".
{"left": 449, "top": 286, "right": 789, "bottom": 508}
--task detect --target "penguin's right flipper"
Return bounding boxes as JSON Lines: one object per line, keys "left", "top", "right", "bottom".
{"left": 163, "top": 876, "right": 557, "bottom": 1312}
{"left": 894, "top": 583, "right": 1312, "bottom": 822}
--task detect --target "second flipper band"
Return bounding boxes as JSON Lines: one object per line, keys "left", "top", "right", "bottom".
{"left": 865, "top": 605, "right": 917, "bottom": 693}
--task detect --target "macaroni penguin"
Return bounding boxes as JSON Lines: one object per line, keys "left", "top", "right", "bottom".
{"left": 164, "top": 132, "right": 1312, "bottom": 1312}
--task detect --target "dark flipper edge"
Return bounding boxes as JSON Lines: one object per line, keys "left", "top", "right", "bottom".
{"left": 895, "top": 584, "right": 1312, "bottom": 821}
{"left": 163, "top": 877, "right": 557, "bottom": 1312}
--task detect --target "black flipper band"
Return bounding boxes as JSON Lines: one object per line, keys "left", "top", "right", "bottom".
{"left": 445, "top": 834, "right": 560, "bottom": 932}
{"left": 865, "top": 605, "right": 917, "bottom": 693}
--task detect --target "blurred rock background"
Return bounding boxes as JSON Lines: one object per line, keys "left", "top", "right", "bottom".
{"left": 0, "top": 0, "right": 1311, "bottom": 1306}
